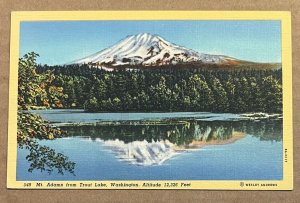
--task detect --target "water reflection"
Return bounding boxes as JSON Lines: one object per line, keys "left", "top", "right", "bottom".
{"left": 61, "top": 120, "right": 282, "bottom": 165}
{"left": 63, "top": 120, "right": 282, "bottom": 144}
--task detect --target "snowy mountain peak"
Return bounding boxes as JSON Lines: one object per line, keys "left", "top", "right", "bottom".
{"left": 70, "top": 33, "right": 238, "bottom": 67}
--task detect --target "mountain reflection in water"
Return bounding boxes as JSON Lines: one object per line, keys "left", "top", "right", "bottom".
{"left": 61, "top": 120, "right": 282, "bottom": 166}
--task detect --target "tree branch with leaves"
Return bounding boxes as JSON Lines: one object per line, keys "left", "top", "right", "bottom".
{"left": 18, "top": 52, "right": 75, "bottom": 175}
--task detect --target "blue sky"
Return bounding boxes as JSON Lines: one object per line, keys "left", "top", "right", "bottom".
{"left": 20, "top": 20, "right": 281, "bottom": 65}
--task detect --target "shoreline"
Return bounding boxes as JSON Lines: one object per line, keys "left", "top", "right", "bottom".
{"left": 25, "top": 109, "right": 283, "bottom": 127}
{"left": 48, "top": 113, "right": 282, "bottom": 127}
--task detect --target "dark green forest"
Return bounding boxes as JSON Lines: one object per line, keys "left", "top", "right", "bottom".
{"left": 37, "top": 64, "right": 282, "bottom": 113}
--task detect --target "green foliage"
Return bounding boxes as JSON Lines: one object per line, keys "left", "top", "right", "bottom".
{"left": 211, "top": 77, "right": 229, "bottom": 112}
{"left": 18, "top": 52, "right": 75, "bottom": 175}
{"left": 261, "top": 76, "right": 282, "bottom": 113}
{"left": 84, "top": 97, "right": 99, "bottom": 112}
{"left": 37, "top": 64, "right": 282, "bottom": 113}
{"left": 18, "top": 111, "right": 75, "bottom": 175}
{"left": 17, "top": 112, "right": 75, "bottom": 175}
{"left": 25, "top": 141, "right": 75, "bottom": 175}
{"left": 187, "top": 75, "right": 214, "bottom": 111}
{"left": 17, "top": 112, "right": 65, "bottom": 145}
{"left": 150, "top": 76, "right": 172, "bottom": 110}
{"left": 18, "top": 52, "right": 65, "bottom": 109}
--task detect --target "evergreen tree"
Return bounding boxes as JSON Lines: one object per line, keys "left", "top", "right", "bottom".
{"left": 210, "top": 77, "right": 229, "bottom": 112}
{"left": 84, "top": 97, "right": 99, "bottom": 112}
{"left": 261, "top": 76, "right": 282, "bottom": 113}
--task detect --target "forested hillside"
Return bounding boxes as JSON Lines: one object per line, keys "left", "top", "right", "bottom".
{"left": 37, "top": 64, "right": 282, "bottom": 113}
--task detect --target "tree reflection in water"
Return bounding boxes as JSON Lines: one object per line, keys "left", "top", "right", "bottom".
{"left": 62, "top": 120, "right": 282, "bottom": 146}
{"left": 59, "top": 120, "right": 282, "bottom": 166}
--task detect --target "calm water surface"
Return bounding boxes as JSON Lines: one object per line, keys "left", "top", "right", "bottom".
{"left": 17, "top": 109, "right": 283, "bottom": 180}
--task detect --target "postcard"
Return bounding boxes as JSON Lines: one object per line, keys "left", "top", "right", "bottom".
{"left": 7, "top": 11, "right": 293, "bottom": 190}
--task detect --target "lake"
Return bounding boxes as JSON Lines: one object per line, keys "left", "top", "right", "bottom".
{"left": 17, "top": 109, "right": 283, "bottom": 180}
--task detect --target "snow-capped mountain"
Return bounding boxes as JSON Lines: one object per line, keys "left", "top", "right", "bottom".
{"left": 70, "top": 33, "right": 239, "bottom": 67}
